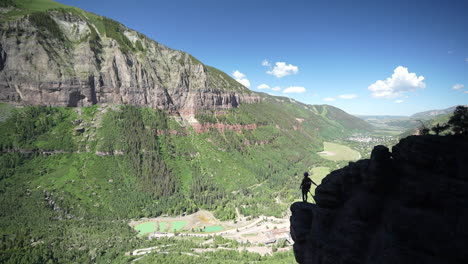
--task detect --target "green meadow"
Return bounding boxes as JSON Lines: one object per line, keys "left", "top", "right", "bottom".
{"left": 319, "top": 142, "right": 361, "bottom": 161}
{"left": 203, "top": 226, "right": 223, "bottom": 232}
{"left": 135, "top": 222, "right": 156, "bottom": 236}
{"left": 169, "top": 221, "right": 187, "bottom": 232}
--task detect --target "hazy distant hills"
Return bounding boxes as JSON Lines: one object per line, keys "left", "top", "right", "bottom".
{"left": 357, "top": 115, "right": 408, "bottom": 121}
{"left": 357, "top": 106, "right": 460, "bottom": 120}
{"left": 356, "top": 105, "right": 463, "bottom": 136}
{"left": 410, "top": 106, "right": 459, "bottom": 119}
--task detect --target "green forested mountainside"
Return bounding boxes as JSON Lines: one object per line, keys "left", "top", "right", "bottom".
{"left": 0, "top": 101, "right": 369, "bottom": 218}
{"left": 195, "top": 97, "right": 373, "bottom": 136}
{"left": 312, "top": 104, "right": 372, "bottom": 132}
{"left": 0, "top": 102, "right": 369, "bottom": 262}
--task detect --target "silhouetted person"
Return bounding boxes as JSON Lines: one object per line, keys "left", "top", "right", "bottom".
{"left": 300, "top": 172, "right": 318, "bottom": 202}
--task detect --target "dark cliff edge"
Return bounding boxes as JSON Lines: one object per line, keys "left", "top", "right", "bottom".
{"left": 291, "top": 135, "right": 468, "bottom": 264}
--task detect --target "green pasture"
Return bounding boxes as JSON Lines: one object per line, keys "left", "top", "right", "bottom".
{"left": 373, "top": 129, "right": 402, "bottom": 136}
{"left": 159, "top": 222, "right": 167, "bottom": 232}
{"left": 135, "top": 222, "right": 155, "bottom": 236}
{"left": 318, "top": 142, "right": 360, "bottom": 161}
{"left": 169, "top": 221, "right": 187, "bottom": 232}
{"left": 203, "top": 226, "right": 223, "bottom": 232}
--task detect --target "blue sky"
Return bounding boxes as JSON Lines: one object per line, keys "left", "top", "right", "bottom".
{"left": 57, "top": 0, "right": 468, "bottom": 115}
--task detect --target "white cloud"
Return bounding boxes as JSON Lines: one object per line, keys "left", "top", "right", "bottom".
{"left": 257, "top": 84, "right": 281, "bottom": 91}
{"left": 338, "top": 94, "right": 358, "bottom": 99}
{"left": 237, "top": 78, "right": 251, "bottom": 88}
{"left": 465, "top": 91, "right": 468, "bottom": 94}
{"left": 395, "top": 100, "right": 404, "bottom": 103}
{"left": 232, "top": 70, "right": 250, "bottom": 88}
{"left": 453, "top": 84, "right": 464, "bottom": 90}
{"left": 323, "top": 97, "right": 336, "bottom": 102}
{"left": 233, "top": 70, "right": 246, "bottom": 80}
{"left": 465, "top": 58, "right": 468, "bottom": 62}
{"left": 368, "top": 66, "right": 426, "bottom": 99}
{"left": 283, "top": 86, "right": 306, "bottom": 94}
{"left": 261, "top": 59, "right": 271, "bottom": 67}
{"left": 257, "top": 84, "right": 270, "bottom": 90}
{"left": 267, "top": 62, "right": 299, "bottom": 78}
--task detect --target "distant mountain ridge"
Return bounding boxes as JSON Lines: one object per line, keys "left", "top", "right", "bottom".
{"left": 357, "top": 115, "right": 407, "bottom": 120}
{"left": 411, "top": 106, "right": 460, "bottom": 118}
{"left": 355, "top": 105, "right": 464, "bottom": 120}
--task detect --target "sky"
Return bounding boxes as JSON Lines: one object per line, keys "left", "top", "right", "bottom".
{"left": 57, "top": 0, "right": 468, "bottom": 116}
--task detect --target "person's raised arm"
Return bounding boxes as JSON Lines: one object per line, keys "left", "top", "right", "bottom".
{"left": 311, "top": 179, "right": 318, "bottom": 186}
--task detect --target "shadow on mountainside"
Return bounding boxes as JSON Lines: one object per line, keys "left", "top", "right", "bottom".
{"left": 290, "top": 134, "right": 468, "bottom": 264}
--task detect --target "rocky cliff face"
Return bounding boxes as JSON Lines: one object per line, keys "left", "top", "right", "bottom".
{"left": 290, "top": 135, "right": 468, "bottom": 264}
{"left": 0, "top": 7, "right": 260, "bottom": 119}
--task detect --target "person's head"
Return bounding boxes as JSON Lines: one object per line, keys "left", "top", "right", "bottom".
{"left": 304, "top": 172, "right": 309, "bottom": 177}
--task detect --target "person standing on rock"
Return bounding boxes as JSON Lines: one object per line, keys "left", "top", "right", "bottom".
{"left": 300, "top": 172, "right": 318, "bottom": 202}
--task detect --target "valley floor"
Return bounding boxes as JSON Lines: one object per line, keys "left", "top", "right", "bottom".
{"left": 127, "top": 210, "right": 293, "bottom": 261}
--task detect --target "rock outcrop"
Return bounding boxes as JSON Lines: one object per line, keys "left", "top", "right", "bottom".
{"left": 291, "top": 135, "right": 468, "bottom": 264}
{"left": 0, "top": 8, "right": 261, "bottom": 118}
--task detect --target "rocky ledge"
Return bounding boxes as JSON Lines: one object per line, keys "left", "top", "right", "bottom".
{"left": 291, "top": 135, "right": 468, "bottom": 264}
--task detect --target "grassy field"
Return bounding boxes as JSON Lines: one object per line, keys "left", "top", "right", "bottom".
{"left": 373, "top": 129, "right": 403, "bottom": 136}
{"left": 159, "top": 222, "right": 167, "bottom": 232}
{"left": 203, "top": 226, "right": 223, "bottom": 232}
{"left": 318, "top": 142, "right": 361, "bottom": 161}
{"left": 169, "top": 221, "right": 187, "bottom": 232}
{"left": 135, "top": 222, "right": 156, "bottom": 236}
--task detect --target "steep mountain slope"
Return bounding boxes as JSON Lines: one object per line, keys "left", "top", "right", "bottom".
{"left": 0, "top": 0, "right": 259, "bottom": 118}
{"left": 312, "top": 104, "right": 371, "bottom": 132}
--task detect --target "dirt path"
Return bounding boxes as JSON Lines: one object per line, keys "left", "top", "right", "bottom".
{"left": 194, "top": 245, "right": 278, "bottom": 256}
{"left": 235, "top": 207, "right": 243, "bottom": 220}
